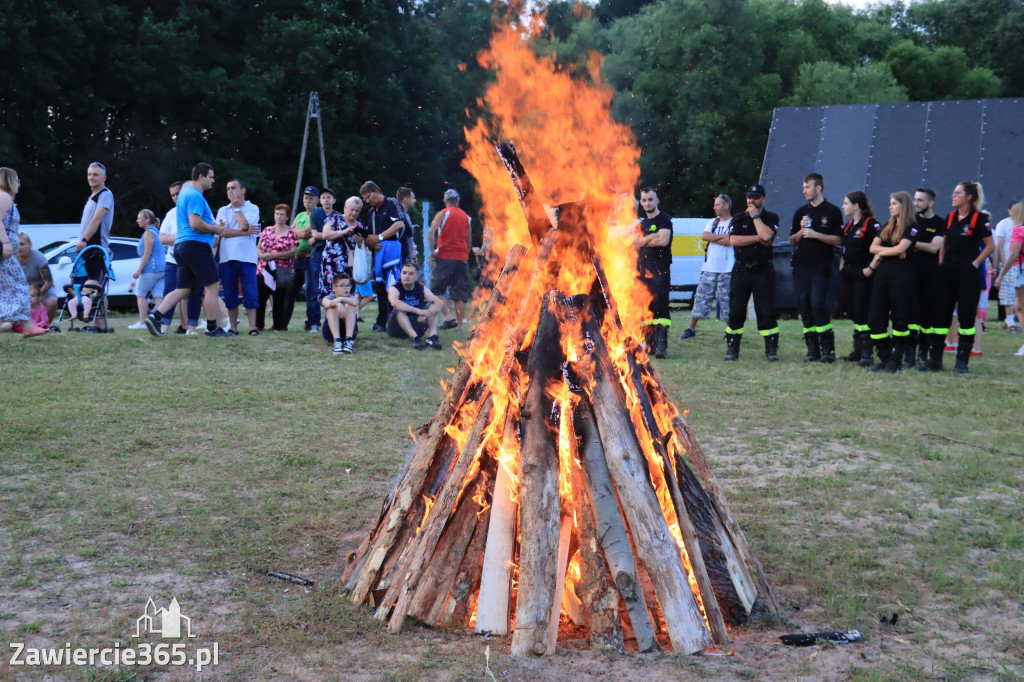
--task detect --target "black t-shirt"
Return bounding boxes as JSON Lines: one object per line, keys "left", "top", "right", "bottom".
{"left": 912, "top": 213, "right": 946, "bottom": 268}
{"left": 637, "top": 211, "right": 673, "bottom": 277}
{"left": 877, "top": 222, "right": 917, "bottom": 262}
{"left": 841, "top": 217, "right": 879, "bottom": 269}
{"left": 791, "top": 199, "right": 843, "bottom": 271}
{"left": 730, "top": 210, "right": 779, "bottom": 265}
{"left": 368, "top": 196, "right": 404, "bottom": 242}
{"left": 943, "top": 209, "right": 992, "bottom": 263}
{"left": 391, "top": 280, "right": 426, "bottom": 309}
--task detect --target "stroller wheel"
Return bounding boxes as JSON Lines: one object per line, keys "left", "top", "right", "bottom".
{"left": 49, "top": 325, "right": 61, "bottom": 333}
{"left": 81, "top": 325, "right": 95, "bottom": 333}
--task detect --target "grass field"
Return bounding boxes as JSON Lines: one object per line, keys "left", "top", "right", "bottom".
{"left": 1, "top": 307, "right": 1022, "bottom": 681}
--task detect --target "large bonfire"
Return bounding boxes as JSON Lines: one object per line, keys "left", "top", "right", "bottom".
{"left": 342, "top": 17, "right": 777, "bottom": 655}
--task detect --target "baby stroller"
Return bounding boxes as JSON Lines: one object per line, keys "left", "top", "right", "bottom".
{"left": 51, "top": 245, "right": 115, "bottom": 333}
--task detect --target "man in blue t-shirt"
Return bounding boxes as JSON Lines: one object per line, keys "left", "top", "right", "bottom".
{"left": 145, "top": 163, "right": 232, "bottom": 337}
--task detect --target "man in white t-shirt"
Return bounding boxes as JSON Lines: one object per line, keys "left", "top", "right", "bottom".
{"left": 993, "top": 201, "right": 1018, "bottom": 331}
{"left": 215, "top": 178, "right": 260, "bottom": 335}
{"left": 680, "top": 194, "right": 734, "bottom": 339}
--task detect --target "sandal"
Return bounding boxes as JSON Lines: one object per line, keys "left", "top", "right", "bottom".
{"left": 249, "top": 330, "right": 259, "bottom": 336}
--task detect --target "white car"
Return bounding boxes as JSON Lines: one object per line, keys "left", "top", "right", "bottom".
{"left": 41, "top": 237, "right": 145, "bottom": 309}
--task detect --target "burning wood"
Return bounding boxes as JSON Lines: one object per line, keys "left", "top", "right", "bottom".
{"left": 342, "top": 142, "right": 776, "bottom": 655}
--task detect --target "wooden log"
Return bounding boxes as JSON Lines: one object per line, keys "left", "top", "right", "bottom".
{"left": 496, "top": 141, "right": 553, "bottom": 245}
{"left": 344, "top": 244, "right": 526, "bottom": 596}
{"left": 568, "top": 406, "right": 625, "bottom": 651}
{"left": 379, "top": 395, "right": 495, "bottom": 630}
{"left": 618, "top": 353, "right": 730, "bottom": 645}
{"left": 544, "top": 514, "right": 574, "bottom": 653}
{"left": 638, "top": 358, "right": 779, "bottom": 615}
{"left": 443, "top": 467, "right": 496, "bottom": 628}
{"left": 511, "top": 293, "right": 565, "bottom": 657}
{"left": 474, "top": 395, "right": 522, "bottom": 635}
{"left": 406, "top": 462, "right": 489, "bottom": 624}
{"left": 572, "top": 400, "right": 656, "bottom": 653}
{"left": 570, "top": 297, "right": 713, "bottom": 655}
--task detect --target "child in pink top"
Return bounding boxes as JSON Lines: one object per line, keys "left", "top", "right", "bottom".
{"left": 24, "top": 285, "right": 49, "bottom": 335}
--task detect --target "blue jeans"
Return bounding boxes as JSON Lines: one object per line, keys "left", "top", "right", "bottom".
{"left": 306, "top": 249, "right": 322, "bottom": 328}
{"left": 163, "top": 261, "right": 203, "bottom": 328}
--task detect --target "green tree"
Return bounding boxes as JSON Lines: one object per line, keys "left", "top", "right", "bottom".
{"left": 783, "top": 61, "right": 908, "bottom": 106}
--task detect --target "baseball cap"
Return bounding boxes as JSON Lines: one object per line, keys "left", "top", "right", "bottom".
{"left": 303, "top": 185, "right": 319, "bottom": 196}
{"left": 443, "top": 188, "right": 460, "bottom": 202}
{"left": 745, "top": 184, "right": 766, "bottom": 198}
{"left": 320, "top": 187, "right": 336, "bottom": 197}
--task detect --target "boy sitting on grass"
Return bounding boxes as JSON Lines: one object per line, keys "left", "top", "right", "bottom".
{"left": 321, "top": 272, "right": 358, "bottom": 354}
{"left": 387, "top": 261, "right": 443, "bottom": 349}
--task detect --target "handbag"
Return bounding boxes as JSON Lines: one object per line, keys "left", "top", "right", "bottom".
{"left": 352, "top": 243, "right": 371, "bottom": 284}
{"left": 274, "top": 262, "right": 294, "bottom": 289}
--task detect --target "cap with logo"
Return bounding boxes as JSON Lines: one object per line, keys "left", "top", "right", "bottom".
{"left": 303, "top": 185, "right": 319, "bottom": 196}
{"left": 745, "top": 184, "right": 766, "bottom": 198}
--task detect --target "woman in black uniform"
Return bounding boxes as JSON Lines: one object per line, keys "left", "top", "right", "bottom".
{"left": 866, "top": 191, "right": 918, "bottom": 373}
{"left": 839, "top": 191, "right": 880, "bottom": 365}
{"left": 932, "top": 181, "right": 995, "bottom": 373}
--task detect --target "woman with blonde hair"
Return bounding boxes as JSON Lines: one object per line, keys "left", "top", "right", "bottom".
{"left": 994, "top": 201, "right": 1024, "bottom": 357}
{"left": 0, "top": 167, "right": 31, "bottom": 333}
{"left": 931, "top": 181, "right": 995, "bottom": 373}
{"left": 127, "top": 208, "right": 165, "bottom": 329}
{"left": 865, "top": 191, "right": 918, "bottom": 372}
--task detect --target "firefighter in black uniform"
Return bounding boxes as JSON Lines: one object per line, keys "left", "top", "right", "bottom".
{"left": 790, "top": 173, "right": 844, "bottom": 363}
{"left": 724, "top": 184, "right": 780, "bottom": 361}
{"left": 933, "top": 181, "right": 995, "bottom": 373}
{"left": 839, "top": 191, "right": 880, "bottom": 365}
{"left": 866, "top": 192, "right": 918, "bottom": 372}
{"left": 911, "top": 187, "right": 946, "bottom": 370}
{"left": 636, "top": 187, "right": 673, "bottom": 359}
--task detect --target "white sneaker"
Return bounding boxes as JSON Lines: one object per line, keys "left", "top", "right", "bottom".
{"left": 310, "top": 324, "right": 320, "bottom": 333}
{"left": 333, "top": 340, "right": 344, "bottom": 355}
{"left": 1015, "top": 343, "right": 1024, "bottom": 356}
{"left": 127, "top": 321, "right": 147, "bottom": 329}
{"left": 185, "top": 329, "right": 198, "bottom": 336}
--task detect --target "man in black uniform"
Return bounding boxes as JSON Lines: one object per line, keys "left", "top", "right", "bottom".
{"left": 789, "top": 173, "right": 843, "bottom": 363}
{"left": 636, "top": 187, "right": 673, "bottom": 359}
{"left": 911, "top": 187, "right": 946, "bottom": 369}
{"left": 725, "top": 184, "right": 780, "bottom": 361}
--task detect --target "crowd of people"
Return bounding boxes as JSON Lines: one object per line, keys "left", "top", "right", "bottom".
{"left": 0, "top": 163, "right": 477, "bottom": 354}
{"left": 636, "top": 175, "right": 1024, "bottom": 374}
{"left": 4, "top": 162, "right": 1022, "bottom": 375}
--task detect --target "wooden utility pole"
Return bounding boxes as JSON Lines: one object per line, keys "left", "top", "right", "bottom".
{"left": 291, "top": 92, "right": 328, "bottom": 218}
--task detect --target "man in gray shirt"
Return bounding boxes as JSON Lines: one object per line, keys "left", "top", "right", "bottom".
{"left": 75, "top": 161, "right": 115, "bottom": 330}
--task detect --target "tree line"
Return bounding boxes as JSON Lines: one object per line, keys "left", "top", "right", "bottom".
{"left": 1, "top": 0, "right": 1020, "bottom": 232}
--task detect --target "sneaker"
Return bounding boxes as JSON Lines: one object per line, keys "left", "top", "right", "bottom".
{"left": 970, "top": 349, "right": 983, "bottom": 357}
{"left": 127, "top": 321, "right": 147, "bottom": 330}
{"left": 1010, "top": 325, "right": 1021, "bottom": 334}
{"left": 205, "top": 327, "right": 233, "bottom": 337}
{"left": 309, "top": 324, "right": 320, "bottom": 334}
{"left": 144, "top": 312, "right": 165, "bottom": 337}
{"left": 185, "top": 329, "right": 198, "bottom": 336}
{"left": 425, "top": 334, "right": 442, "bottom": 350}
{"left": 440, "top": 319, "right": 458, "bottom": 330}
{"left": 333, "top": 340, "right": 344, "bottom": 355}
{"left": 1015, "top": 343, "right": 1024, "bottom": 356}
{"left": 413, "top": 335, "right": 427, "bottom": 349}
{"left": 372, "top": 324, "right": 385, "bottom": 333}
{"left": 174, "top": 326, "right": 187, "bottom": 335}
{"left": 342, "top": 338, "right": 355, "bottom": 354}
{"left": 679, "top": 327, "right": 696, "bottom": 340}
{"left": 943, "top": 344, "right": 956, "bottom": 353}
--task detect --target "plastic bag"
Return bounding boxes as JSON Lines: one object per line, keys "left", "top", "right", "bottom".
{"left": 353, "top": 243, "right": 371, "bottom": 284}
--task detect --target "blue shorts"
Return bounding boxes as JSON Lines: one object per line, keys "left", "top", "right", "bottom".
{"left": 355, "top": 281, "right": 374, "bottom": 298}
{"left": 219, "top": 260, "right": 258, "bottom": 309}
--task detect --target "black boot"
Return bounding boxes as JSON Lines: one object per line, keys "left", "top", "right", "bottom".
{"left": 901, "top": 330, "right": 917, "bottom": 369}
{"left": 869, "top": 337, "right": 892, "bottom": 371}
{"left": 917, "top": 332, "right": 931, "bottom": 370}
{"left": 724, "top": 332, "right": 741, "bottom": 361}
{"left": 872, "top": 340, "right": 902, "bottom": 373}
{"left": 764, "top": 333, "right": 779, "bottom": 362}
{"left": 858, "top": 332, "right": 875, "bottom": 367}
{"left": 819, "top": 329, "right": 836, "bottom": 363}
{"left": 954, "top": 335, "right": 972, "bottom": 374}
{"left": 928, "top": 335, "right": 945, "bottom": 371}
{"left": 653, "top": 326, "right": 668, "bottom": 359}
{"left": 803, "top": 331, "right": 820, "bottom": 362}
{"left": 840, "top": 331, "right": 862, "bottom": 362}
